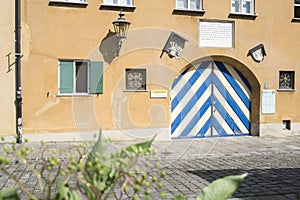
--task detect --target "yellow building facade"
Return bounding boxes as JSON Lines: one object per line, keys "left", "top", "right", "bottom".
{"left": 0, "top": 1, "right": 15, "bottom": 135}
{"left": 1, "top": 0, "right": 300, "bottom": 140}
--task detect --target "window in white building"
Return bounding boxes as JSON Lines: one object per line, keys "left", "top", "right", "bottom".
{"left": 176, "top": 0, "right": 202, "bottom": 11}
{"left": 231, "top": 0, "right": 254, "bottom": 15}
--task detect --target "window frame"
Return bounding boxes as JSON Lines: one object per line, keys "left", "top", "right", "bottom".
{"left": 102, "top": 0, "right": 134, "bottom": 7}
{"left": 49, "top": 0, "right": 88, "bottom": 5}
{"left": 231, "top": 0, "right": 255, "bottom": 15}
{"left": 58, "top": 60, "right": 103, "bottom": 96}
{"left": 75, "top": 61, "right": 89, "bottom": 94}
{"left": 278, "top": 71, "right": 296, "bottom": 91}
{"left": 294, "top": 0, "right": 300, "bottom": 19}
{"left": 176, "top": 0, "right": 203, "bottom": 11}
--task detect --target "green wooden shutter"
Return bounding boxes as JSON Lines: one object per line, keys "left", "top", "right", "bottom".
{"left": 59, "top": 60, "right": 74, "bottom": 94}
{"left": 90, "top": 61, "right": 103, "bottom": 94}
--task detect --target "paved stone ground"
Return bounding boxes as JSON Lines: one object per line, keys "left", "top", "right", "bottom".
{"left": 1, "top": 135, "right": 300, "bottom": 199}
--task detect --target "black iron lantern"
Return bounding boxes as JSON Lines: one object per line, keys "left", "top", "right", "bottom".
{"left": 113, "top": 11, "right": 131, "bottom": 39}
{"left": 112, "top": 11, "right": 130, "bottom": 56}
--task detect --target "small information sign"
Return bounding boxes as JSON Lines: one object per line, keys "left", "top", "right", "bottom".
{"left": 150, "top": 90, "right": 168, "bottom": 98}
{"left": 262, "top": 90, "right": 276, "bottom": 114}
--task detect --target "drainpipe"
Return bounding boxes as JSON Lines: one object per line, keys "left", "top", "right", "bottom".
{"left": 15, "top": 0, "right": 22, "bottom": 143}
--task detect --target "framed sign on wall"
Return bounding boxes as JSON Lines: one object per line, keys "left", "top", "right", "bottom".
{"left": 261, "top": 90, "right": 276, "bottom": 114}
{"left": 125, "top": 68, "right": 147, "bottom": 91}
{"left": 199, "top": 20, "right": 235, "bottom": 48}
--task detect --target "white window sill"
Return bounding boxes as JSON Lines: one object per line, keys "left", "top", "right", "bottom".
{"left": 229, "top": 12, "right": 258, "bottom": 19}
{"left": 172, "top": 9, "right": 205, "bottom": 16}
{"left": 292, "top": 18, "right": 300, "bottom": 22}
{"left": 175, "top": 8, "right": 205, "bottom": 12}
{"left": 49, "top": 0, "right": 88, "bottom": 5}
{"left": 56, "top": 93, "right": 92, "bottom": 97}
{"left": 174, "top": 8, "right": 205, "bottom": 12}
{"left": 277, "top": 89, "right": 296, "bottom": 92}
{"left": 100, "top": 4, "right": 136, "bottom": 11}
{"left": 101, "top": 4, "right": 134, "bottom": 7}
{"left": 124, "top": 90, "right": 148, "bottom": 92}
{"left": 230, "top": 12, "right": 257, "bottom": 16}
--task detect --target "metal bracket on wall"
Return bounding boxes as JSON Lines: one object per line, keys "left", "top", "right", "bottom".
{"left": 6, "top": 52, "right": 23, "bottom": 73}
{"left": 6, "top": 52, "right": 15, "bottom": 73}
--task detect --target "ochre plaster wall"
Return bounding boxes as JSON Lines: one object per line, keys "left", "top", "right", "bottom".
{"left": 4, "top": 0, "right": 299, "bottom": 137}
{"left": 0, "top": 1, "right": 15, "bottom": 136}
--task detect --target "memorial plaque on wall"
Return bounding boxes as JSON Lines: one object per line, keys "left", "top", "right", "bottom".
{"left": 262, "top": 90, "right": 276, "bottom": 114}
{"left": 199, "top": 20, "right": 234, "bottom": 48}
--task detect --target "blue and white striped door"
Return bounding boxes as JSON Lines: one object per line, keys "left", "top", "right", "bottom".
{"left": 171, "top": 61, "right": 251, "bottom": 138}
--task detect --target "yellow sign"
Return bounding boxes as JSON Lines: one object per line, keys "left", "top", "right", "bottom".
{"left": 150, "top": 90, "right": 168, "bottom": 98}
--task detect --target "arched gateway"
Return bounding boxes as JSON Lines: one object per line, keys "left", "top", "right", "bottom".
{"left": 171, "top": 61, "right": 251, "bottom": 138}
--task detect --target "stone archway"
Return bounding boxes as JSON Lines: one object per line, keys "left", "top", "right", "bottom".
{"left": 171, "top": 57, "right": 260, "bottom": 138}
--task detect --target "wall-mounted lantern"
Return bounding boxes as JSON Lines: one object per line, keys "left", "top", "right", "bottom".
{"left": 162, "top": 32, "right": 187, "bottom": 59}
{"left": 248, "top": 44, "right": 266, "bottom": 62}
{"left": 112, "top": 11, "right": 131, "bottom": 56}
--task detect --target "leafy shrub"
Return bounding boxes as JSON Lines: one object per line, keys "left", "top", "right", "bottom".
{"left": 0, "top": 132, "right": 247, "bottom": 200}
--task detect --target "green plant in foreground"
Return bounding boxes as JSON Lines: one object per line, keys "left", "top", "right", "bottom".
{"left": 0, "top": 136, "right": 65, "bottom": 200}
{"left": 0, "top": 133, "right": 247, "bottom": 200}
{"left": 70, "top": 132, "right": 162, "bottom": 200}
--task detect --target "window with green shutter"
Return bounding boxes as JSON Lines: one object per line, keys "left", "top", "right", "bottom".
{"left": 90, "top": 61, "right": 103, "bottom": 94}
{"left": 58, "top": 60, "right": 103, "bottom": 95}
{"left": 59, "top": 60, "right": 74, "bottom": 94}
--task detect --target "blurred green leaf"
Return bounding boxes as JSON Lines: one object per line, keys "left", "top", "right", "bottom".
{"left": 0, "top": 187, "right": 20, "bottom": 200}
{"left": 123, "top": 136, "right": 155, "bottom": 154}
{"left": 173, "top": 194, "right": 185, "bottom": 200}
{"left": 86, "top": 130, "right": 106, "bottom": 163}
{"left": 197, "top": 173, "right": 247, "bottom": 200}
{"left": 55, "top": 184, "right": 80, "bottom": 200}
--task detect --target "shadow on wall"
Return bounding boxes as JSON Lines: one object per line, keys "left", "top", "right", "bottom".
{"left": 99, "top": 30, "right": 119, "bottom": 64}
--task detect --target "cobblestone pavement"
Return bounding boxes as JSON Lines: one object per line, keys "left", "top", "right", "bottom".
{"left": 1, "top": 135, "right": 300, "bottom": 199}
